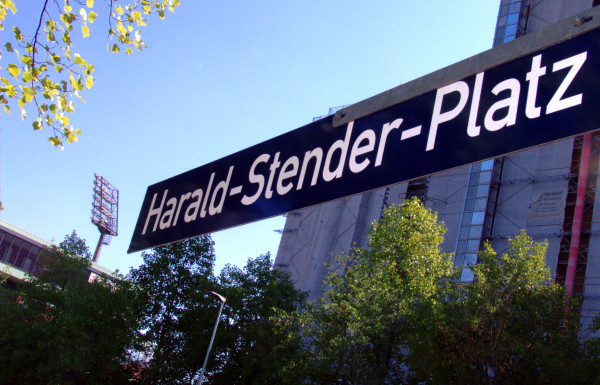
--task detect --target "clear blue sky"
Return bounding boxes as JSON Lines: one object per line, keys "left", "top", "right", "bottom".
{"left": 1, "top": 1, "right": 499, "bottom": 274}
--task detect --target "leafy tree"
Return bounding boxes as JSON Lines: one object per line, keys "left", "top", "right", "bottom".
{"left": 127, "top": 235, "right": 219, "bottom": 385}
{"left": 409, "top": 232, "right": 590, "bottom": 385}
{"left": 0, "top": 236, "right": 143, "bottom": 384}
{"left": 275, "top": 198, "right": 456, "bottom": 384}
{"left": 210, "top": 253, "right": 307, "bottom": 385}
{"left": 583, "top": 317, "right": 600, "bottom": 383}
{"left": 128, "top": 237, "right": 308, "bottom": 385}
{"left": 274, "top": 199, "right": 598, "bottom": 384}
{"left": 59, "top": 229, "right": 92, "bottom": 259}
{"left": 0, "top": 0, "right": 180, "bottom": 149}
{"left": 0, "top": 231, "right": 306, "bottom": 385}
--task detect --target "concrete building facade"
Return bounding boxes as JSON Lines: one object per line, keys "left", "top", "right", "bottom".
{"left": 0, "top": 219, "right": 115, "bottom": 284}
{"left": 274, "top": 0, "right": 600, "bottom": 329}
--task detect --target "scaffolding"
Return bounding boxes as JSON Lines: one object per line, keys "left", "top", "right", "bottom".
{"left": 557, "top": 133, "right": 600, "bottom": 296}
{"left": 482, "top": 131, "right": 600, "bottom": 298}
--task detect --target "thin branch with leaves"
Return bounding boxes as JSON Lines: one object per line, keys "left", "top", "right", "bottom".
{"left": 0, "top": 0, "right": 180, "bottom": 149}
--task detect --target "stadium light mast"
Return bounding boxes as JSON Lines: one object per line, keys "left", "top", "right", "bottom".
{"left": 91, "top": 174, "right": 119, "bottom": 263}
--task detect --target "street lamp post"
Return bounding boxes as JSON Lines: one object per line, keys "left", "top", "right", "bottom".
{"left": 193, "top": 291, "right": 226, "bottom": 385}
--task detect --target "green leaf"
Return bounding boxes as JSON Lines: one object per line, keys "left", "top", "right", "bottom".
{"left": 20, "top": 55, "right": 32, "bottom": 66}
{"left": 4, "top": 42, "right": 12, "bottom": 52}
{"left": 117, "top": 20, "right": 127, "bottom": 35}
{"left": 69, "top": 73, "right": 77, "bottom": 90}
{"left": 111, "top": 44, "right": 120, "bottom": 53}
{"left": 7, "top": 64, "right": 20, "bottom": 78}
{"left": 66, "top": 128, "right": 79, "bottom": 143}
{"left": 60, "top": 13, "right": 70, "bottom": 28}
{"left": 22, "top": 86, "right": 36, "bottom": 96}
{"left": 7, "top": 0, "right": 17, "bottom": 14}
{"left": 12, "top": 26, "right": 22, "bottom": 41}
{"left": 22, "top": 86, "right": 36, "bottom": 102}
{"left": 4, "top": 84, "right": 16, "bottom": 97}
{"left": 22, "top": 71, "right": 33, "bottom": 83}
{"left": 32, "top": 118, "right": 42, "bottom": 130}
{"left": 89, "top": 11, "right": 98, "bottom": 23}
{"left": 69, "top": 73, "right": 84, "bottom": 91}
{"left": 62, "top": 30, "right": 72, "bottom": 45}
{"left": 49, "top": 136, "right": 62, "bottom": 146}
{"left": 74, "top": 54, "right": 87, "bottom": 66}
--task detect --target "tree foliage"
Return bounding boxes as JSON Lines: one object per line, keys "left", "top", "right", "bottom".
{"left": 212, "top": 253, "right": 308, "bottom": 384}
{"left": 275, "top": 198, "right": 456, "bottom": 384}
{"left": 127, "top": 235, "right": 218, "bottom": 385}
{"left": 0, "top": 0, "right": 180, "bottom": 149}
{"left": 0, "top": 230, "right": 306, "bottom": 384}
{"left": 274, "top": 198, "right": 600, "bottom": 384}
{"left": 409, "top": 232, "right": 589, "bottom": 385}
{"left": 0, "top": 236, "right": 143, "bottom": 384}
{"left": 59, "top": 229, "right": 92, "bottom": 259}
{"left": 128, "top": 237, "right": 307, "bottom": 385}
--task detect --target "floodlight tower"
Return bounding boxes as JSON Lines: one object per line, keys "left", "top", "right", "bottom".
{"left": 91, "top": 174, "right": 119, "bottom": 263}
